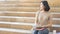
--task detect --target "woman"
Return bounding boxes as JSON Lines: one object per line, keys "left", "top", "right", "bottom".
{"left": 32, "top": 1, "right": 52, "bottom": 34}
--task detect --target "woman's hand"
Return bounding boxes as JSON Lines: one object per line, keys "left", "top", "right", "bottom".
{"left": 35, "top": 28, "right": 45, "bottom": 30}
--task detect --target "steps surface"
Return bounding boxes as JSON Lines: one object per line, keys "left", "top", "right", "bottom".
{"left": 0, "top": 0, "right": 60, "bottom": 34}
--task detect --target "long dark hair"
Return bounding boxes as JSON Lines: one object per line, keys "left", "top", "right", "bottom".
{"left": 41, "top": 1, "right": 50, "bottom": 11}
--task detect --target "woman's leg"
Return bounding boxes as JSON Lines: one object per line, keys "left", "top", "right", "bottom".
{"left": 38, "top": 30, "right": 43, "bottom": 34}
{"left": 33, "top": 30, "right": 38, "bottom": 34}
{"left": 38, "top": 28, "right": 49, "bottom": 34}
{"left": 43, "top": 28, "right": 49, "bottom": 34}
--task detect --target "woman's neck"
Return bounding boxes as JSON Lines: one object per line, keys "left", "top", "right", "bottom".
{"left": 40, "top": 10, "right": 48, "bottom": 14}
{"left": 40, "top": 10, "right": 45, "bottom": 13}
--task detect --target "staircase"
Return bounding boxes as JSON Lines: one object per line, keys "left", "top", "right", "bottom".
{"left": 0, "top": 0, "right": 60, "bottom": 34}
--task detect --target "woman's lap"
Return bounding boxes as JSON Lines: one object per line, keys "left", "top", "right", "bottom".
{"left": 33, "top": 28, "right": 49, "bottom": 34}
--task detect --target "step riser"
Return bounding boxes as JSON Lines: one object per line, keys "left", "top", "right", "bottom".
{"left": 0, "top": 24, "right": 32, "bottom": 30}
{"left": 0, "top": 31, "right": 30, "bottom": 34}
{"left": 0, "top": 13, "right": 60, "bottom": 18}
{"left": 52, "top": 14, "right": 60, "bottom": 18}
{"left": 0, "top": 18, "right": 35, "bottom": 23}
{"left": 4, "top": 13, "right": 35, "bottom": 17}
{"left": 0, "top": 7, "right": 59, "bottom": 12}
{"left": 0, "top": 0, "right": 60, "bottom": 6}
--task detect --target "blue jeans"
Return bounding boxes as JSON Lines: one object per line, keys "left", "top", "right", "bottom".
{"left": 33, "top": 28, "right": 49, "bottom": 34}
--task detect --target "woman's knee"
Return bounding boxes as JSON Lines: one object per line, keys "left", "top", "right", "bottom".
{"left": 32, "top": 30, "right": 38, "bottom": 34}
{"left": 43, "top": 29, "right": 49, "bottom": 34}
{"left": 38, "top": 29, "right": 49, "bottom": 34}
{"left": 38, "top": 30, "right": 43, "bottom": 34}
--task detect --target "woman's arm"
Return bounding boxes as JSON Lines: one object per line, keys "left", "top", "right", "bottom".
{"left": 42, "top": 22, "right": 52, "bottom": 28}
{"left": 31, "top": 11, "right": 39, "bottom": 30}
{"left": 42, "top": 14, "right": 53, "bottom": 28}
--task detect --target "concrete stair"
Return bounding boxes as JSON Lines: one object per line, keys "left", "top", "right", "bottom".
{"left": 0, "top": 0, "right": 60, "bottom": 34}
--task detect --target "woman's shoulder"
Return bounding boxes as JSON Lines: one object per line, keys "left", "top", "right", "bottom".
{"left": 47, "top": 12, "right": 52, "bottom": 19}
{"left": 47, "top": 12, "right": 51, "bottom": 16}
{"left": 36, "top": 10, "right": 40, "bottom": 13}
{"left": 36, "top": 10, "right": 41, "bottom": 15}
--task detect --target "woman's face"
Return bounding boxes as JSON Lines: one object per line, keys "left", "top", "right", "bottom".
{"left": 40, "top": 3, "right": 45, "bottom": 11}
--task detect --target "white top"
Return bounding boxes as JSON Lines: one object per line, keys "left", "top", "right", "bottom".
{"left": 34, "top": 11, "right": 50, "bottom": 28}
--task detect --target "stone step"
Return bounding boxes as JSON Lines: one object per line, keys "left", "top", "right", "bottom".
{"left": 52, "top": 14, "right": 60, "bottom": 18}
{"left": 0, "top": 28, "right": 31, "bottom": 34}
{"left": 0, "top": 24, "right": 32, "bottom": 30}
{"left": 0, "top": 0, "right": 60, "bottom": 6}
{"left": 0, "top": 12, "right": 60, "bottom": 18}
{"left": 0, "top": 18, "right": 35, "bottom": 23}
{"left": 0, "top": 31, "right": 30, "bottom": 34}
{"left": 0, "top": 7, "right": 59, "bottom": 12}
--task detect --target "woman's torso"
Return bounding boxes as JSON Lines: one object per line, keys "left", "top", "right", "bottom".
{"left": 36, "top": 11, "right": 50, "bottom": 27}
